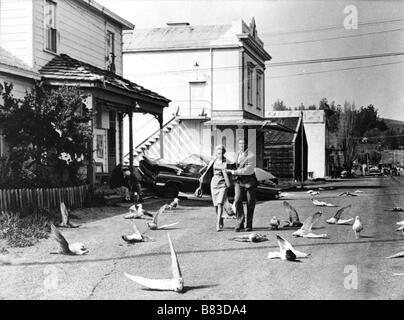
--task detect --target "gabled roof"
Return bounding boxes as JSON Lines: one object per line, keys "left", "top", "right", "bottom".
{"left": 264, "top": 117, "right": 300, "bottom": 145}
{"left": 123, "top": 24, "right": 236, "bottom": 52}
{"left": 39, "top": 54, "right": 170, "bottom": 104}
{"left": 0, "top": 46, "right": 39, "bottom": 79}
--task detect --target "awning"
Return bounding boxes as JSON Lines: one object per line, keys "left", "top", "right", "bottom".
{"left": 204, "top": 119, "right": 297, "bottom": 133}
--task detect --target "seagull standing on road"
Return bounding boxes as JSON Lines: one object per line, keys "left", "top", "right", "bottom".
{"left": 267, "top": 234, "right": 310, "bottom": 261}
{"left": 124, "top": 204, "right": 153, "bottom": 219}
{"left": 326, "top": 205, "right": 354, "bottom": 225}
{"left": 293, "top": 212, "right": 327, "bottom": 238}
{"left": 352, "top": 216, "right": 363, "bottom": 239}
{"left": 167, "top": 198, "right": 180, "bottom": 210}
{"left": 57, "top": 202, "right": 80, "bottom": 228}
{"left": 269, "top": 216, "right": 280, "bottom": 230}
{"left": 122, "top": 220, "right": 152, "bottom": 243}
{"left": 50, "top": 224, "right": 88, "bottom": 255}
{"left": 124, "top": 234, "right": 184, "bottom": 292}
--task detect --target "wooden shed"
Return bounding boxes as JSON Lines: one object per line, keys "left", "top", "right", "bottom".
{"left": 264, "top": 117, "right": 308, "bottom": 181}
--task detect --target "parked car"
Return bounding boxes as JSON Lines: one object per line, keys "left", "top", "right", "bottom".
{"left": 138, "top": 155, "right": 279, "bottom": 200}
{"left": 369, "top": 166, "right": 382, "bottom": 176}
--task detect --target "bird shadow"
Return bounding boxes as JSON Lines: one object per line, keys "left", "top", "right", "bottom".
{"left": 358, "top": 235, "right": 374, "bottom": 239}
{"left": 181, "top": 284, "right": 219, "bottom": 293}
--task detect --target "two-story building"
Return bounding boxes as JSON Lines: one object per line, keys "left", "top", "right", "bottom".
{"left": 122, "top": 18, "right": 295, "bottom": 168}
{"left": 0, "top": 0, "right": 170, "bottom": 186}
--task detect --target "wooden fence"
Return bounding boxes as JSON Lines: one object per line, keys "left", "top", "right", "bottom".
{"left": 0, "top": 185, "right": 90, "bottom": 214}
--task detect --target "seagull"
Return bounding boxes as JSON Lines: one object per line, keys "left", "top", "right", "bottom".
{"left": 386, "top": 249, "right": 404, "bottom": 259}
{"left": 309, "top": 191, "right": 320, "bottom": 196}
{"left": 388, "top": 207, "right": 404, "bottom": 212}
{"left": 57, "top": 202, "right": 80, "bottom": 228}
{"left": 306, "top": 190, "right": 314, "bottom": 194}
{"left": 147, "top": 205, "right": 179, "bottom": 230}
{"left": 282, "top": 201, "right": 303, "bottom": 228}
{"left": 269, "top": 216, "right": 280, "bottom": 230}
{"left": 50, "top": 224, "right": 89, "bottom": 255}
{"left": 278, "top": 192, "right": 292, "bottom": 198}
{"left": 122, "top": 220, "right": 153, "bottom": 243}
{"left": 292, "top": 212, "right": 327, "bottom": 238}
{"left": 396, "top": 221, "right": 404, "bottom": 235}
{"left": 167, "top": 198, "right": 180, "bottom": 210}
{"left": 338, "top": 192, "right": 358, "bottom": 197}
{"left": 230, "top": 233, "right": 268, "bottom": 243}
{"left": 311, "top": 197, "right": 337, "bottom": 207}
{"left": 267, "top": 234, "right": 311, "bottom": 261}
{"left": 124, "top": 234, "right": 184, "bottom": 292}
{"left": 326, "top": 205, "right": 354, "bottom": 225}
{"left": 124, "top": 204, "right": 153, "bottom": 219}
{"left": 352, "top": 216, "right": 363, "bottom": 239}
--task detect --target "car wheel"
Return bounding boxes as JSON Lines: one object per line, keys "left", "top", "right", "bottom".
{"left": 163, "top": 183, "right": 180, "bottom": 198}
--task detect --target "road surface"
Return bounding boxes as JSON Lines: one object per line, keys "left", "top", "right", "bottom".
{"left": 1, "top": 176, "right": 403, "bottom": 300}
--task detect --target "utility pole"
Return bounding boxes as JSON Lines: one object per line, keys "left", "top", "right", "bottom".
{"left": 301, "top": 110, "right": 304, "bottom": 188}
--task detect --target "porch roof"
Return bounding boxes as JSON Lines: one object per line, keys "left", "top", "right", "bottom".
{"left": 204, "top": 118, "right": 297, "bottom": 134}
{"left": 39, "top": 54, "right": 170, "bottom": 107}
{"left": 0, "top": 46, "right": 40, "bottom": 79}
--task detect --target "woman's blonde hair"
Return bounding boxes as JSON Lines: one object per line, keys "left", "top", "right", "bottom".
{"left": 215, "top": 145, "right": 226, "bottom": 156}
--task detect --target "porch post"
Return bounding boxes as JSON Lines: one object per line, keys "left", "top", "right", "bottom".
{"left": 118, "top": 112, "right": 123, "bottom": 164}
{"left": 158, "top": 114, "right": 164, "bottom": 159}
{"left": 128, "top": 105, "right": 134, "bottom": 175}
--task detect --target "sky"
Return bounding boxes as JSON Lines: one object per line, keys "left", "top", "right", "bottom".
{"left": 97, "top": 0, "right": 404, "bottom": 121}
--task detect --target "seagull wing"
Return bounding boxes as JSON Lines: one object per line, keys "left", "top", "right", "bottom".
{"left": 333, "top": 205, "right": 352, "bottom": 220}
{"left": 153, "top": 204, "right": 168, "bottom": 225}
{"left": 386, "top": 251, "right": 404, "bottom": 259}
{"left": 167, "top": 234, "right": 182, "bottom": 280}
{"left": 301, "top": 212, "right": 322, "bottom": 233}
{"left": 131, "top": 221, "right": 142, "bottom": 237}
{"left": 124, "top": 274, "right": 174, "bottom": 291}
{"left": 276, "top": 234, "right": 293, "bottom": 253}
{"left": 50, "top": 224, "right": 70, "bottom": 254}
{"left": 60, "top": 202, "right": 69, "bottom": 225}
{"left": 158, "top": 222, "right": 179, "bottom": 230}
{"left": 283, "top": 201, "right": 300, "bottom": 223}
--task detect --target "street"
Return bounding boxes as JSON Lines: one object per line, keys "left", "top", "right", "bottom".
{"left": 1, "top": 176, "right": 404, "bottom": 300}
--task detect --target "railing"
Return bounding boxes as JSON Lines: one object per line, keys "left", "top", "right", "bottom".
{"left": 0, "top": 184, "right": 90, "bottom": 214}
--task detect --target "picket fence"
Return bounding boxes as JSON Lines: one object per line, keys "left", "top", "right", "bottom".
{"left": 0, "top": 185, "right": 90, "bottom": 214}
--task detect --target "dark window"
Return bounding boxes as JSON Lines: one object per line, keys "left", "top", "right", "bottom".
{"left": 106, "top": 31, "right": 116, "bottom": 73}
{"left": 45, "top": 0, "right": 57, "bottom": 52}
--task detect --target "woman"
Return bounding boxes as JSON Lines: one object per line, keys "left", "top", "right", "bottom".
{"left": 199, "top": 145, "right": 232, "bottom": 231}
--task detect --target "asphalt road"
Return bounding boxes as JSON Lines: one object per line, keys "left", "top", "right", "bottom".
{"left": 1, "top": 176, "right": 404, "bottom": 300}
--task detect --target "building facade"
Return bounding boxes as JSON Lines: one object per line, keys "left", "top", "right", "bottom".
{"left": 122, "top": 18, "right": 273, "bottom": 164}
{"left": 0, "top": 0, "right": 170, "bottom": 186}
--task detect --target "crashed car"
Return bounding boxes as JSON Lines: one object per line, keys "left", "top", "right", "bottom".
{"left": 138, "top": 154, "right": 279, "bottom": 200}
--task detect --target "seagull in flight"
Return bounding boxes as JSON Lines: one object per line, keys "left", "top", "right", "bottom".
{"left": 282, "top": 201, "right": 303, "bottom": 228}
{"left": 124, "top": 234, "right": 184, "bottom": 292}
{"left": 122, "top": 220, "right": 153, "bottom": 243}
{"left": 50, "top": 224, "right": 88, "bottom": 255}
{"left": 311, "top": 197, "right": 337, "bottom": 207}
{"left": 326, "top": 205, "right": 354, "bottom": 225}
{"left": 147, "top": 204, "right": 179, "bottom": 230}
{"left": 267, "top": 234, "right": 311, "bottom": 261}
{"left": 352, "top": 216, "right": 363, "bottom": 239}
{"left": 167, "top": 198, "right": 180, "bottom": 210}
{"left": 293, "top": 212, "right": 327, "bottom": 238}
{"left": 230, "top": 233, "right": 268, "bottom": 243}
{"left": 57, "top": 202, "right": 80, "bottom": 228}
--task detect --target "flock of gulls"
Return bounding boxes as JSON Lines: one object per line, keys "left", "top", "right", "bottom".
{"left": 2, "top": 186, "right": 404, "bottom": 293}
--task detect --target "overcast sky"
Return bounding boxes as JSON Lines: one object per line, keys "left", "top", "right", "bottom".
{"left": 98, "top": 0, "right": 404, "bottom": 120}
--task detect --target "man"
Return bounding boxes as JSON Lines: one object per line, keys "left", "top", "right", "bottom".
{"left": 228, "top": 139, "right": 258, "bottom": 232}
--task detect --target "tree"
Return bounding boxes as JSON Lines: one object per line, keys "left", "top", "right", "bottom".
{"left": 0, "top": 82, "right": 93, "bottom": 187}
{"left": 337, "top": 102, "right": 358, "bottom": 175}
{"left": 272, "top": 99, "right": 289, "bottom": 111}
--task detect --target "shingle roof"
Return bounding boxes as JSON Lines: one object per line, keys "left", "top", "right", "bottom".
{"left": 39, "top": 54, "right": 170, "bottom": 103}
{"left": 0, "top": 46, "right": 34, "bottom": 73}
{"left": 264, "top": 117, "right": 300, "bottom": 145}
{"left": 123, "top": 24, "right": 236, "bottom": 51}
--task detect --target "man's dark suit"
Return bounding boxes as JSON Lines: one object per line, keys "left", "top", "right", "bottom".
{"left": 232, "top": 151, "right": 258, "bottom": 230}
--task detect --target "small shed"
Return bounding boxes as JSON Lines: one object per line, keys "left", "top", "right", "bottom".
{"left": 264, "top": 117, "right": 308, "bottom": 181}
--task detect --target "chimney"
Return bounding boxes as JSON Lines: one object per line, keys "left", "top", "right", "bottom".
{"left": 166, "top": 22, "right": 190, "bottom": 27}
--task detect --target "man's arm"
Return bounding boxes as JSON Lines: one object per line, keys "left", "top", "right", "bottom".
{"left": 232, "top": 153, "right": 256, "bottom": 176}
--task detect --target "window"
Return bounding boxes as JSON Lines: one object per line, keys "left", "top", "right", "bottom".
{"left": 106, "top": 31, "right": 116, "bottom": 73}
{"left": 256, "top": 72, "right": 263, "bottom": 109}
{"left": 247, "top": 66, "right": 254, "bottom": 105}
{"left": 45, "top": 0, "right": 57, "bottom": 53}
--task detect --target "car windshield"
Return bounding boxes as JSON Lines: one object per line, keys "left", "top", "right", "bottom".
{"left": 180, "top": 154, "right": 209, "bottom": 166}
